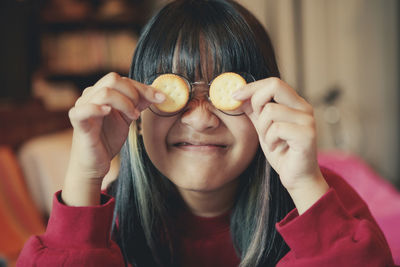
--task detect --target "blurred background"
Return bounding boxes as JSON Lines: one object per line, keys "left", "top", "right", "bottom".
{"left": 0, "top": 0, "right": 399, "bottom": 266}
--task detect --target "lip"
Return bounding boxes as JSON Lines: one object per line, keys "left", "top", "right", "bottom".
{"left": 171, "top": 141, "right": 228, "bottom": 152}
{"left": 174, "top": 141, "right": 227, "bottom": 147}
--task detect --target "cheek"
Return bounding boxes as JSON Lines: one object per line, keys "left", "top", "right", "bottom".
{"left": 229, "top": 119, "right": 259, "bottom": 168}
{"left": 141, "top": 111, "right": 170, "bottom": 168}
{"left": 141, "top": 111, "right": 158, "bottom": 146}
{"left": 241, "top": 123, "right": 259, "bottom": 152}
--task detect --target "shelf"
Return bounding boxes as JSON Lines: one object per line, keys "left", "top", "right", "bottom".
{"left": 39, "top": 16, "right": 144, "bottom": 32}
{"left": 38, "top": 1, "right": 150, "bottom": 33}
{"left": 0, "top": 0, "right": 151, "bottom": 147}
{"left": 0, "top": 99, "right": 71, "bottom": 148}
{"left": 39, "top": 29, "right": 137, "bottom": 83}
{"left": 44, "top": 71, "right": 129, "bottom": 90}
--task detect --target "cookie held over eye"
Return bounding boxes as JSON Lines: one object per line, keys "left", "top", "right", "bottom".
{"left": 209, "top": 72, "right": 246, "bottom": 111}
{"left": 151, "top": 74, "right": 190, "bottom": 113}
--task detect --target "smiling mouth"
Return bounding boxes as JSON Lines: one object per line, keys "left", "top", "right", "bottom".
{"left": 173, "top": 142, "right": 227, "bottom": 148}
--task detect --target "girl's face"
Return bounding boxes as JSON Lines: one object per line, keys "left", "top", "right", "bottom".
{"left": 141, "top": 80, "right": 259, "bottom": 193}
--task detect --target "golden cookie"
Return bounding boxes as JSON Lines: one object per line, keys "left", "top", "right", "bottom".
{"left": 151, "top": 74, "right": 190, "bottom": 113}
{"left": 209, "top": 72, "right": 246, "bottom": 111}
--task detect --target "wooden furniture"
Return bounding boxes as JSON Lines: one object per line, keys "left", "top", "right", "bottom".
{"left": 0, "top": 99, "right": 70, "bottom": 148}
{"left": 1, "top": 0, "right": 153, "bottom": 147}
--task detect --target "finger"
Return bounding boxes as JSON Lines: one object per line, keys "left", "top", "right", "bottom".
{"left": 122, "top": 77, "right": 166, "bottom": 111}
{"left": 88, "top": 87, "right": 140, "bottom": 121}
{"left": 81, "top": 86, "right": 93, "bottom": 97}
{"left": 233, "top": 77, "right": 311, "bottom": 115}
{"left": 69, "top": 104, "right": 111, "bottom": 133}
{"left": 94, "top": 73, "right": 165, "bottom": 111}
{"left": 265, "top": 122, "right": 316, "bottom": 152}
{"left": 91, "top": 73, "right": 139, "bottom": 103}
{"left": 76, "top": 82, "right": 141, "bottom": 111}
{"left": 257, "top": 103, "right": 314, "bottom": 137}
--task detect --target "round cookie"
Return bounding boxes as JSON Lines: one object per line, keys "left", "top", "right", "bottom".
{"left": 151, "top": 74, "right": 190, "bottom": 113}
{"left": 209, "top": 72, "right": 246, "bottom": 111}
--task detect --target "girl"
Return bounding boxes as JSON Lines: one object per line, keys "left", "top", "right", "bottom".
{"left": 18, "top": 0, "right": 395, "bottom": 266}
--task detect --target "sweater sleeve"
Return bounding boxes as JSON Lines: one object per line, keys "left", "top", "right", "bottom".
{"left": 276, "top": 167, "right": 396, "bottom": 267}
{"left": 16, "top": 191, "right": 125, "bottom": 267}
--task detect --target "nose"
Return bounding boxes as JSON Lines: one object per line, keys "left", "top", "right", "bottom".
{"left": 180, "top": 96, "right": 220, "bottom": 132}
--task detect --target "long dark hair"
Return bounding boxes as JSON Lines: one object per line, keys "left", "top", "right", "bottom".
{"left": 109, "top": 1, "right": 294, "bottom": 266}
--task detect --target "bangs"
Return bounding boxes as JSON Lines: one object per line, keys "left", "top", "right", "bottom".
{"left": 130, "top": 0, "right": 270, "bottom": 83}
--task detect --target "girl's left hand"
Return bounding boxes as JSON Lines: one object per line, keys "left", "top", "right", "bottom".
{"left": 233, "top": 77, "right": 329, "bottom": 213}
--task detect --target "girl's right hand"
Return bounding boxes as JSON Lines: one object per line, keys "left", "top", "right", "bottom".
{"left": 62, "top": 72, "right": 165, "bottom": 206}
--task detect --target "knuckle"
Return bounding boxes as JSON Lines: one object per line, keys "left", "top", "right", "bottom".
{"left": 306, "top": 126, "right": 316, "bottom": 140}
{"left": 131, "top": 87, "right": 140, "bottom": 99}
{"left": 105, "top": 72, "right": 120, "bottom": 84}
{"left": 264, "top": 103, "right": 275, "bottom": 114}
{"left": 82, "top": 86, "right": 92, "bottom": 96}
{"left": 269, "top": 77, "right": 282, "bottom": 88}
{"left": 99, "top": 87, "right": 113, "bottom": 98}
{"left": 75, "top": 97, "right": 84, "bottom": 106}
{"left": 68, "top": 107, "right": 76, "bottom": 120}
{"left": 270, "top": 122, "right": 279, "bottom": 133}
{"left": 303, "top": 101, "right": 314, "bottom": 114}
{"left": 302, "top": 114, "right": 315, "bottom": 126}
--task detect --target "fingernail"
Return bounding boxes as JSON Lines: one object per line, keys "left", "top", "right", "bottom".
{"left": 155, "top": 92, "right": 166, "bottom": 102}
{"left": 101, "top": 105, "right": 111, "bottom": 113}
{"left": 231, "top": 90, "right": 243, "bottom": 100}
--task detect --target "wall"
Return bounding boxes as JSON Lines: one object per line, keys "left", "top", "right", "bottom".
{"left": 237, "top": 0, "right": 400, "bottom": 187}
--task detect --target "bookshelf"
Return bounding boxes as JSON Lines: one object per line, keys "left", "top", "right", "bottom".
{"left": 0, "top": 0, "right": 153, "bottom": 147}
{"left": 37, "top": 0, "right": 152, "bottom": 90}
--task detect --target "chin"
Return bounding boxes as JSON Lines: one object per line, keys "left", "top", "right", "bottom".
{"left": 169, "top": 171, "right": 237, "bottom": 193}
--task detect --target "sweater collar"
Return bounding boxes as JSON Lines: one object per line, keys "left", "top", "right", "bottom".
{"left": 176, "top": 208, "right": 231, "bottom": 239}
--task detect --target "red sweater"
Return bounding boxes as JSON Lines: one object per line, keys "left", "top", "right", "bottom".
{"left": 17, "top": 168, "right": 396, "bottom": 267}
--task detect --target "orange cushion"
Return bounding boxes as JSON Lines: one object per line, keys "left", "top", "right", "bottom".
{"left": 0, "top": 146, "right": 45, "bottom": 261}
